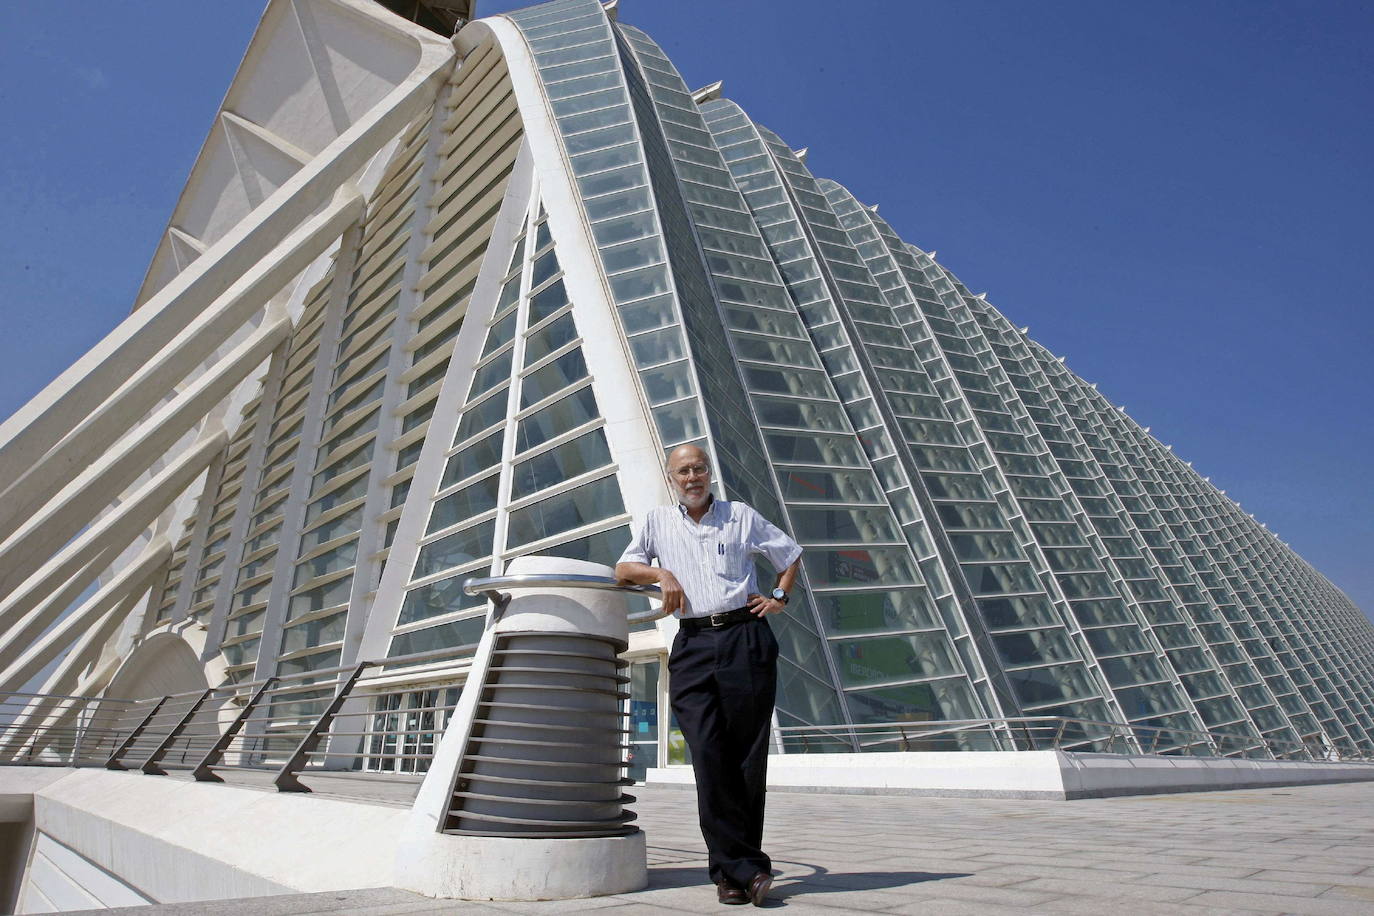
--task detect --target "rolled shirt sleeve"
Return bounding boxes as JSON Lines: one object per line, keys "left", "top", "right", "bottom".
{"left": 618, "top": 510, "right": 656, "bottom": 566}
{"left": 744, "top": 505, "right": 802, "bottom": 572}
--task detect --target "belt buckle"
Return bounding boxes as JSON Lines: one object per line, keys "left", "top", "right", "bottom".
{"left": 708, "top": 612, "right": 728, "bottom": 627}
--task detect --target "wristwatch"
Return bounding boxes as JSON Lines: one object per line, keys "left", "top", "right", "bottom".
{"left": 770, "top": 587, "right": 789, "bottom": 605}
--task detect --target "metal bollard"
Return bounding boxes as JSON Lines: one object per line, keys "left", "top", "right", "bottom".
{"left": 393, "top": 556, "right": 664, "bottom": 901}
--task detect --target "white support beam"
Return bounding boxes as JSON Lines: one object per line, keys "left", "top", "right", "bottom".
{"left": 0, "top": 537, "right": 171, "bottom": 692}
{"left": 0, "top": 29, "right": 454, "bottom": 486}
{"left": 220, "top": 111, "right": 314, "bottom": 168}
{"left": 0, "top": 318, "right": 290, "bottom": 565}
{"left": 167, "top": 228, "right": 208, "bottom": 272}
{"left": 0, "top": 430, "right": 228, "bottom": 655}
{"left": 0, "top": 191, "right": 361, "bottom": 516}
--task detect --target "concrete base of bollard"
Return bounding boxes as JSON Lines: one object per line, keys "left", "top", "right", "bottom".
{"left": 394, "top": 829, "right": 647, "bottom": 901}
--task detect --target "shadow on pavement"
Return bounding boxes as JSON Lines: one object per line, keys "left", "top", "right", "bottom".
{"left": 771, "top": 863, "right": 971, "bottom": 902}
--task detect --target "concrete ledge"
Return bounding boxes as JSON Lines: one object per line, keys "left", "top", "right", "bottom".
{"left": 1060, "top": 752, "right": 1374, "bottom": 798}
{"left": 647, "top": 750, "right": 1374, "bottom": 799}
{"left": 1, "top": 767, "right": 410, "bottom": 904}
{"left": 0, "top": 766, "right": 75, "bottom": 822}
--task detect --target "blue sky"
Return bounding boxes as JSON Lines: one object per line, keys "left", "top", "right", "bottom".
{"left": 1, "top": 0, "right": 1370, "bottom": 622}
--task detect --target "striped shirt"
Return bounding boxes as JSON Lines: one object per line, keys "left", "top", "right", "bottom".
{"left": 619, "top": 497, "right": 802, "bottom": 619}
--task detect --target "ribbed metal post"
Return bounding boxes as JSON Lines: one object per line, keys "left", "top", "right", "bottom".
{"left": 393, "top": 556, "right": 666, "bottom": 901}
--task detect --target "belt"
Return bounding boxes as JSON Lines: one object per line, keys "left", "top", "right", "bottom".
{"left": 678, "top": 607, "right": 758, "bottom": 632}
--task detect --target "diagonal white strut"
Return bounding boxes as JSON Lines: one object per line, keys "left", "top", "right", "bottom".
{"left": 0, "top": 318, "right": 290, "bottom": 581}
{"left": 0, "top": 536, "right": 172, "bottom": 694}
{"left": 0, "top": 29, "right": 455, "bottom": 489}
{"left": 0, "top": 430, "right": 227, "bottom": 664}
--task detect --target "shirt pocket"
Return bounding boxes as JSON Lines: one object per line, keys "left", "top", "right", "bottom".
{"left": 714, "top": 537, "right": 748, "bottom": 580}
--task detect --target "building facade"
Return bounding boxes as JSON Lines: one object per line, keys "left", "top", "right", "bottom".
{"left": 3, "top": 0, "right": 1373, "bottom": 778}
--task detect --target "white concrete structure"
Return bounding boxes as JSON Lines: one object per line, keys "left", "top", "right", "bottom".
{"left": 1, "top": 0, "right": 1373, "bottom": 909}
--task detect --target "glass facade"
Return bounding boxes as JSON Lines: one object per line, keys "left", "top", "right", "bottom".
{"left": 48, "top": 0, "right": 1371, "bottom": 764}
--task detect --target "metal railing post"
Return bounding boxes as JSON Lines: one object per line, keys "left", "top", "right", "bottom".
{"left": 70, "top": 700, "right": 90, "bottom": 765}
{"left": 194, "top": 678, "right": 276, "bottom": 781}
{"left": 105, "top": 696, "right": 169, "bottom": 770}
{"left": 1147, "top": 727, "right": 1163, "bottom": 755}
{"left": 140, "top": 688, "right": 214, "bottom": 775}
{"left": 274, "top": 664, "right": 369, "bottom": 792}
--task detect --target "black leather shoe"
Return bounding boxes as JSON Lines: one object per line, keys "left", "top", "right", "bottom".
{"left": 717, "top": 880, "right": 749, "bottom": 905}
{"left": 747, "top": 871, "right": 773, "bottom": 906}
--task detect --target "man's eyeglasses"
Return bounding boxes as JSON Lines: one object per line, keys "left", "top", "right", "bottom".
{"left": 671, "top": 464, "right": 710, "bottom": 479}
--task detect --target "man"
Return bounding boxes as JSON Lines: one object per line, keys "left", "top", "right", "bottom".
{"left": 616, "top": 444, "right": 800, "bottom": 907}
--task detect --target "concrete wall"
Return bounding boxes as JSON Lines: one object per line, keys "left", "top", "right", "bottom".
{"left": 16, "top": 831, "right": 152, "bottom": 914}
{"left": 0, "top": 767, "right": 410, "bottom": 910}
{"left": 649, "top": 751, "right": 1374, "bottom": 799}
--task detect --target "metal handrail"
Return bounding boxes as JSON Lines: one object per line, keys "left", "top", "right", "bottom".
{"left": 463, "top": 573, "right": 668, "bottom": 624}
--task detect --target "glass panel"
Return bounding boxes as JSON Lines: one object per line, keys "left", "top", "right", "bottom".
{"left": 520, "top": 349, "right": 588, "bottom": 407}
{"left": 651, "top": 401, "right": 702, "bottom": 443}
{"left": 427, "top": 473, "right": 501, "bottom": 534}
{"left": 524, "top": 312, "right": 578, "bottom": 363}
{"left": 398, "top": 577, "right": 485, "bottom": 626}
{"left": 639, "top": 360, "right": 694, "bottom": 404}
{"left": 388, "top": 615, "right": 485, "bottom": 657}
{"left": 413, "top": 520, "right": 496, "bottom": 580}
{"left": 444, "top": 429, "right": 504, "bottom": 488}
{"left": 280, "top": 611, "right": 347, "bottom": 653}
{"left": 519, "top": 524, "right": 632, "bottom": 569}
{"left": 788, "top": 507, "right": 900, "bottom": 543}
{"left": 529, "top": 278, "right": 569, "bottom": 324}
{"left": 517, "top": 385, "right": 600, "bottom": 453}
{"left": 505, "top": 476, "right": 624, "bottom": 548}
{"left": 765, "top": 431, "right": 864, "bottom": 465}
{"left": 814, "top": 589, "right": 941, "bottom": 633}
{"left": 777, "top": 468, "right": 882, "bottom": 503}
{"left": 978, "top": 595, "right": 1058, "bottom": 630}
{"left": 994, "top": 629, "right": 1079, "bottom": 667}
{"left": 510, "top": 429, "right": 612, "bottom": 501}
{"left": 802, "top": 547, "right": 919, "bottom": 588}
{"left": 832, "top": 633, "right": 962, "bottom": 686}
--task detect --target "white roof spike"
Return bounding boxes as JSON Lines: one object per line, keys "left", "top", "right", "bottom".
{"left": 792, "top": 147, "right": 808, "bottom": 163}
{"left": 1144, "top": 426, "right": 1150, "bottom": 432}
{"left": 1090, "top": 382, "right": 1097, "bottom": 390}
{"left": 928, "top": 250, "right": 936, "bottom": 258}
{"left": 602, "top": 0, "right": 619, "bottom": 19}
{"left": 867, "top": 203, "right": 879, "bottom": 214}
{"left": 691, "top": 80, "right": 723, "bottom": 104}
{"left": 977, "top": 292, "right": 988, "bottom": 300}
{"left": 1020, "top": 326, "right": 1029, "bottom": 334}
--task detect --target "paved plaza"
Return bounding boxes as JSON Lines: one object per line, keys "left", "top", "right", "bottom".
{"left": 58, "top": 781, "right": 1374, "bottom": 915}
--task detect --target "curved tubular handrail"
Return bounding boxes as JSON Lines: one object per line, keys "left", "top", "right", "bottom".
{"left": 463, "top": 574, "right": 668, "bottom": 624}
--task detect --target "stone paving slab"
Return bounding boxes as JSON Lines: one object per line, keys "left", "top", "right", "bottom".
{"left": 46, "top": 781, "right": 1374, "bottom": 915}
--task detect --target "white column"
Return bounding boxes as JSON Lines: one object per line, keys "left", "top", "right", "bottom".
{"left": 395, "top": 556, "right": 646, "bottom": 901}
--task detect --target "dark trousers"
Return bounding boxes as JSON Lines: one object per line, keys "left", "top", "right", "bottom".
{"left": 669, "top": 616, "right": 779, "bottom": 888}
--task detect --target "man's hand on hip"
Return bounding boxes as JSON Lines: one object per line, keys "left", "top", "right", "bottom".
{"left": 746, "top": 593, "right": 785, "bottom": 616}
